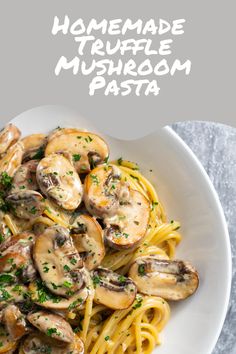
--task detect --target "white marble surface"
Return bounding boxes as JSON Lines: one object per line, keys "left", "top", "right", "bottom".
{"left": 172, "top": 122, "right": 236, "bottom": 354}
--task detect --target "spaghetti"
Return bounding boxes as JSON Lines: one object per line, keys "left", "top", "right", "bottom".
{"left": 0, "top": 124, "right": 198, "bottom": 354}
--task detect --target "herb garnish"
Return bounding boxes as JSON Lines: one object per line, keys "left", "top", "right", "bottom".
{"left": 138, "top": 264, "right": 146, "bottom": 276}
{"left": 73, "top": 154, "right": 81, "bottom": 162}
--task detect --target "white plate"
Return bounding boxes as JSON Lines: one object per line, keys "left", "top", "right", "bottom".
{"left": 10, "top": 105, "right": 231, "bottom": 354}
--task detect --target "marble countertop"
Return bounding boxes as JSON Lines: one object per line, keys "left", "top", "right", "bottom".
{"left": 172, "top": 122, "right": 236, "bottom": 354}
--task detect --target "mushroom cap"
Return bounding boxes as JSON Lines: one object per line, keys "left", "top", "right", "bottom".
{"left": 0, "top": 124, "right": 21, "bottom": 156}
{"left": 104, "top": 189, "right": 150, "bottom": 250}
{"left": 45, "top": 131, "right": 109, "bottom": 174}
{"left": 70, "top": 214, "right": 105, "bottom": 270}
{"left": 83, "top": 165, "right": 126, "bottom": 218}
{"left": 11, "top": 160, "right": 39, "bottom": 192}
{"left": 128, "top": 256, "right": 199, "bottom": 301}
{"left": 48, "top": 128, "right": 84, "bottom": 142}
{"left": 91, "top": 267, "right": 137, "bottom": 310}
{"left": 6, "top": 190, "right": 45, "bottom": 220}
{"left": 0, "top": 232, "right": 36, "bottom": 283}
{"left": 36, "top": 154, "right": 83, "bottom": 210}
{"left": 2, "top": 305, "right": 28, "bottom": 341}
{"left": 21, "top": 332, "right": 84, "bottom": 354}
{"left": 33, "top": 226, "right": 87, "bottom": 297}
{"left": 27, "top": 311, "right": 74, "bottom": 343}
{"left": 0, "top": 231, "right": 35, "bottom": 253}
{"left": 0, "top": 284, "right": 29, "bottom": 309}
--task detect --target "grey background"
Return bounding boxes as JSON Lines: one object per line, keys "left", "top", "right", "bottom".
{"left": 172, "top": 122, "right": 236, "bottom": 354}
{"left": 0, "top": 0, "right": 235, "bottom": 139}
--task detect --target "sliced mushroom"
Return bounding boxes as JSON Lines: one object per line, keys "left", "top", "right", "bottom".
{"left": 70, "top": 214, "right": 105, "bottom": 270}
{"left": 45, "top": 130, "right": 109, "bottom": 173}
{"left": 36, "top": 154, "right": 83, "bottom": 210}
{"left": 0, "top": 325, "right": 18, "bottom": 354}
{"left": 104, "top": 189, "right": 150, "bottom": 250}
{"left": 10, "top": 160, "right": 39, "bottom": 192}
{"left": 21, "top": 134, "right": 47, "bottom": 162}
{"left": 128, "top": 256, "right": 199, "bottom": 301}
{"left": 0, "top": 231, "right": 35, "bottom": 253}
{"left": 6, "top": 190, "right": 45, "bottom": 220}
{"left": 84, "top": 165, "right": 129, "bottom": 218}
{"left": 0, "top": 232, "right": 36, "bottom": 283}
{"left": 27, "top": 311, "right": 74, "bottom": 343}
{"left": 0, "top": 142, "right": 23, "bottom": 177}
{"left": 0, "top": 124, "right": 21, "bottom": 156}
{"left": 2, "top": 305, "right": 28, "bottom": 341}
{"left": 33, "top": 226, "right": 87, "bottom": 297}
{"left": 91, "top": 267, "right": 137, "bottom": 310}
{"left": 21, "top": 332, "right": 84, "bottom": 354}
{"left": 0, "top": 284, "right": 29, "bottom": 309}
{"left": 29, "top": 281, "right": 88, "bottom": 311}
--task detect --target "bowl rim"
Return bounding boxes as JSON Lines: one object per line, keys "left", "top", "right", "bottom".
{"left": 6, "top": 106, "right": 232, "bottom": 354}
{"left": 163, "top": 125, "right": 232, "bottom": 354}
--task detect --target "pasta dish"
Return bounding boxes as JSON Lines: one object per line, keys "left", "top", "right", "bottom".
{"left": 0, "top": 124, "right": 199, "bottom": 353}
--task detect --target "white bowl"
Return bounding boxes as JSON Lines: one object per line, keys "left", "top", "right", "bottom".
{"left": 10, "top": 105, "right": 231, "bottom": 354}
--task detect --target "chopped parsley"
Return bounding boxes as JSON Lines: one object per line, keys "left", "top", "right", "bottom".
{"left": 31, "top": 146, "right": 44, "bottom": 160}
{"left": 35, "top": 280, "right": 61, "bottom": 304}
{"left": 63, "top": 281, "right": 73, "bottom": 288}
{"left": 43, "top": 266, "right": 49, "bottom": 273}
{"left": 46, "top": 327, "right": 60, "bottom": 337}
{"left": 12, "top": 284, "right": 23, "bottom": 294}
{"left": 30, "top": 206, "right": 37, "bottom": 215}
{"left": 90, "top": 174, "right": 99, "bottom": 185}
{"left": 92, "top": 275, "right": 101, "bottom": 287}
{"left": 133, "top": 295, "right": 143, "bottom": 309}
{"left": 118, "top": 275, "right": 126, "bottom": 283}
{"left": 0, "top": 172, "right": 13, "bottom": 189}
{"left": 151, "top": 201, "right": 159, "bottom": 211}
{"left": 45, "top": 206, "right": 52, "bottom": 214}
{"left": 117, "top": 157, "right": 123, "bottom": 165}
{"left": 0, "top": 273, "right": 14, "bottom": 284}
{"left": 0, "top": 286, "right": 11, "bottom": 301}
{"left": 0, "top": 234, "right": 4, "bottom": 243}
{"left": 73, "top": 154, "right": 81, "bottom": 162}
{"left": 68, "top": 298, "right": 83, "bottom": 311}
{"left": 63, "top": 265, "right": 70, "bottom": 272}
{"left": 104, "top": 155, "right": 109, "bottom": 164}
{"left": 138, "top": 264, "right": 146, "bottom": 276}
{"left": 86, "top": 135, "right": 93, "bottom": 142}
{"left": 104, "top": 335, "right": 110, "bottom": 341}
{"left": 70, "top": 258, "right": 77, "bottom": 265}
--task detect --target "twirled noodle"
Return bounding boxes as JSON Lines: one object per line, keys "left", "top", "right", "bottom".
{"left": 85, "top": 296, "right": 170, "bottom": 354}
